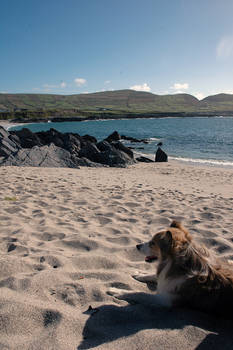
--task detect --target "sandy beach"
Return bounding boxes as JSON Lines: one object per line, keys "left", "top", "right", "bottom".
{"left": 0, "top": 162, "right": 233, "bottom": 349}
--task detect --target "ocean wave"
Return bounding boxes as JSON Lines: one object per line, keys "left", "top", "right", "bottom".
{"left": 170, "top": 156, "right": 233, "bottom": 168}
{"left": 147, "top": 137, "right": 161, "bottom": 142}
{"left": 134, "top": 151, "right": 233, "bottom": 168}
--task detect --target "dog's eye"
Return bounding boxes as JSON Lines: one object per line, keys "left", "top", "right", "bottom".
{"left": 149, "top": 241, "right": 155, "bottom": 247}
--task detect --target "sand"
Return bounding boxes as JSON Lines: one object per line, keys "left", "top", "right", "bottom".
{"left": 0, "top": 162, "right": 233, "bottom": 349}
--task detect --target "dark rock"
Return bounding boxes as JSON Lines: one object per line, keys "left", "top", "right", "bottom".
{"left": 0, "top": 138, "right": 18, "bottom": 157}
{"left": 98, "top": 147, "right": 134, "bottom": 167}
{"left": 78, "top": 142, "right": 102, "bottom": 163}
{"left": 96, "top": 140, "right": 134, "bottom": 166}
{"left": 1, "top": 143, "right": 80, "bottom": 168}
{"left": 121, "top": 135, "right": 149, "bottom": 143}
{"left": 96, "top": 140, "right": 112, "bottom": 152}
{"left": 0, "top": 126, "right": 10, "bottom": 139}
{"left": 62, "top": 133, "right": 81, "bottom": 153}
{"left": 9, "top": 133, "right": 21, "bottom": 147}
{"left": 82, "top": 134, "right": 97, "bottom": 144}
{"left": 0, "top": 126, "right": 20, "bottom": 158}
{"left": 71, "top": 156, "right": 105, "bottom": 167}
{"left": 12, "top": 128, "right": 42, "bottom": 148}
{"left": 136, "top": 156, "right": 154, "bottom": 163}
{"left": 155, "top": 147, "right": 168, "bottom": 162}
{"left": 111, "top": 141, "right": 134, "bottom": 159}
{"left": 0, "top": 128, "right": 136, "bottom": 168}
{"left": 105, "top": 131, "right": 120, "bottom": 143}
{"left": 36, "top": 128, "right": 64, "bottom": 148}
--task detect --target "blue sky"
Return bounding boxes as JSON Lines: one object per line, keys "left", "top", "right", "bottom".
{"left": 1, "top": 0, "right": 233, "bottom": 99}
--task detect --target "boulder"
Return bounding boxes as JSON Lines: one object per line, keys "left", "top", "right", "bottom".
{"left": 155, "top": 147, "right": 168, "bottom": 162}
{"left": 111, "top": 141, "right": 134, "bottom": 159}
{"left": 36, "top": 128, "right": 64, "bottom": 148}
{"left": 121, "top": 135, "right": 149, "bottom": 143}
{"left": 78, "top": 142, "right": 102, "bottom": 163}
{"left": 0, "top": 126, "right": 20, "bottom": 158}
{"left": 62, "top": 133, "right": 81, "bottom": 153}
{"left": 136, "top": 156, "right": 154, "bottom": 163}
{"left": 105, "top": 131, "right": 121, "bottom": 143}
{"left": 1, "top": 143, "right": 79, "bottom": 168}
{"left": 0, "top": 126, "right": 10, "bottom": 139}
{"left": 83, "top": 140, "right": 134, "bottom": 167}
{"left": 96, "top": 140, "right": 113, "bottom": 152}
{"left": 82, "top": 134, "right": 97, "bottom": 144}
{"left": 98, "top": 147, "right": 134, "bottom": 167}
{"left": 71, "top": 156, "right": 105, "bottom": 168}
{"left": 0, "top": 128, "right": 136, "bottom": 168}
{"left": 12, "top": 128, "right": 42, "bottom": 148}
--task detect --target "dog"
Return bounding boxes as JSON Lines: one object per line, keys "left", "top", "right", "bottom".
{"left": 109, "top": 220, "right": 233, "bottom": 317}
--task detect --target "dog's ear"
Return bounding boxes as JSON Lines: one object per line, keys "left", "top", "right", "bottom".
{"left": 170, "top": 220, "right": 182, "bottom": 229}
{"left": 170, "top": 220, "right": 191, "bottom": 240}
{"left": 164, "top": 230, "right": 173, "bottom": 246}
{"left": 158, "top": 230, "right": 173, "bottom": 251}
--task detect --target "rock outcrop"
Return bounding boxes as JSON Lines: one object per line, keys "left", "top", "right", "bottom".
{"left": 121, "top": 135, "right": 149, "bottom": 143}
{"left": 0, "top": 126, "right": 20, "bottom": 158}
{"left": 155, "top": 147, "right": 168, "bottom": 162}
{"left": 0, "top": 127, "right": 135, "bottom": 168}
{"left": 136, "top": 156, "right": 154, "bottom": 163}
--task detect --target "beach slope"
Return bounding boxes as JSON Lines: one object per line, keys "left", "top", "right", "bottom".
{"left": 0, "top": 162, "right": 233, "bottom": 349}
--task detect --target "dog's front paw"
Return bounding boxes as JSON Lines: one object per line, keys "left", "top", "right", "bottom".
{"left": 107, "top": 288, "right": 139, "bottom": 304}
{"left": 132, "top": 273, "right": 157, "bottom": 283}
{"left": 107, "top": 287, "right": 125, "bottom": 299}
{"left": 132, "top": 274, "right": 148, "bottom": 282}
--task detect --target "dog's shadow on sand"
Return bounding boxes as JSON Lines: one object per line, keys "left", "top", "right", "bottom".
{"left": 77, "top": 292, "right": 233, "bottom": 350}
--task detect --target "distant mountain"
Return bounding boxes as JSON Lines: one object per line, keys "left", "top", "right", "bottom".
{"left": 198, "top": 93, "right": 233, "bottom": 113}
{"left": 0, "top": 90, "right": 233, "bottom": 115}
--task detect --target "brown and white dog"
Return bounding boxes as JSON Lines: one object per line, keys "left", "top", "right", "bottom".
{"left": 109, "top": 221, "right": 233, "bottom": 318}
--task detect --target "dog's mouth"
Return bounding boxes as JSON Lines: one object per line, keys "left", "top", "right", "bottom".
{"left": 145, "top": 256, "right": 157, "bottom": 263}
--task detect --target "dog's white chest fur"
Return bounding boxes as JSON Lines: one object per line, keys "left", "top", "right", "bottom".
{"left": 157, "top": 260, "right": 185, "bottom": 295}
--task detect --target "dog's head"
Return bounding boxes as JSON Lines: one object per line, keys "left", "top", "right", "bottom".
{"left": 136, "top": 220, "right": 191, "bottom": 263}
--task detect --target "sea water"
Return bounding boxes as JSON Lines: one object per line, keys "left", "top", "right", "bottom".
{"left": 10, "top": 117, "right": 233, "bottom": 167}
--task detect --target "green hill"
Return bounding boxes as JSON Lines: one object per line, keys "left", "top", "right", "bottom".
{"left": 1, "top": 90, "right": 233, "bottom": 119}
{"left": 0, "top": 90, "right": 199, "bottom": 112}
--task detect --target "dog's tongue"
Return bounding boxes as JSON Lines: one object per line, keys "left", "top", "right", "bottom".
{"left": 145, "top": 256, "right": 157, "bottom": 262}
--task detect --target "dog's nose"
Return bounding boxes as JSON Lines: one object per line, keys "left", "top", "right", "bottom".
{"left": 136, "top": 244, "right": 142, "bottom": 251}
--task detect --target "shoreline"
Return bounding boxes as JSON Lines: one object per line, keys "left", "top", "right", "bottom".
{"left": 1, "top": 118, "right": 233, "bottom": 170}
{"left": 1, "top": 112, "right": 233, "bottom": 126}
{"left": 0, "top": 120, "right": 31, "bottom": 130}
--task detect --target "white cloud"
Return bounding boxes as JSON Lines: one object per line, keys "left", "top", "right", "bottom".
{"left": 130, "top": 83, "right": 151, "bottom": 92}
{"left": 217, "top": 35, "right": 233, "bottom": 59}
{"left": 211, "top": 89, "right": 233, "bottom": 95}
{"left": 42, "top": 82, "right": 67, "bottom": 91}
{"left": 171, "top": 83, "right": 189, "bottom": 91}
{"left": 192, "top": 92, "right": 205, "bottom": 100}
{"left": 74, "top": 78, "right": 86, "bottom": 86}
{"left": 43, "top": 83, "right": 57, "bottom": 89}
{"left": 104, "top": 80, "right": 111, "bottom": 84}
{"left": 60, "top": 82, "right": 66, "bottom": 88}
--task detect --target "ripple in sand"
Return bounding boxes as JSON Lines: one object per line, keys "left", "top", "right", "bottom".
{"left": 59, "top": 238, "right": 98, "bottom": 252}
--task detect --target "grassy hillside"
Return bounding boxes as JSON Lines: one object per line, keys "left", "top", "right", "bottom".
{"left": 1, "top": 90, "right": 233, "bottom": 118}
{"left": 0, "top": 90, "right": 199, "bottom": 112}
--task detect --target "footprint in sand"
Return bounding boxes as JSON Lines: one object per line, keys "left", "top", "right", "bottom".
{"left": 4, "top": 207, "right": 22, "bottom": 214}
{"left": 125, "top": 202, "right": 140, "bottom": 208}
{"left": 106, "top": 236, "right": 131, "bottom": 245}
{"left": 60, "top": 238, "right": 98, "bottom": 252}
{"left": 96, "top": 216, "right": 112, "bottom": 225}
